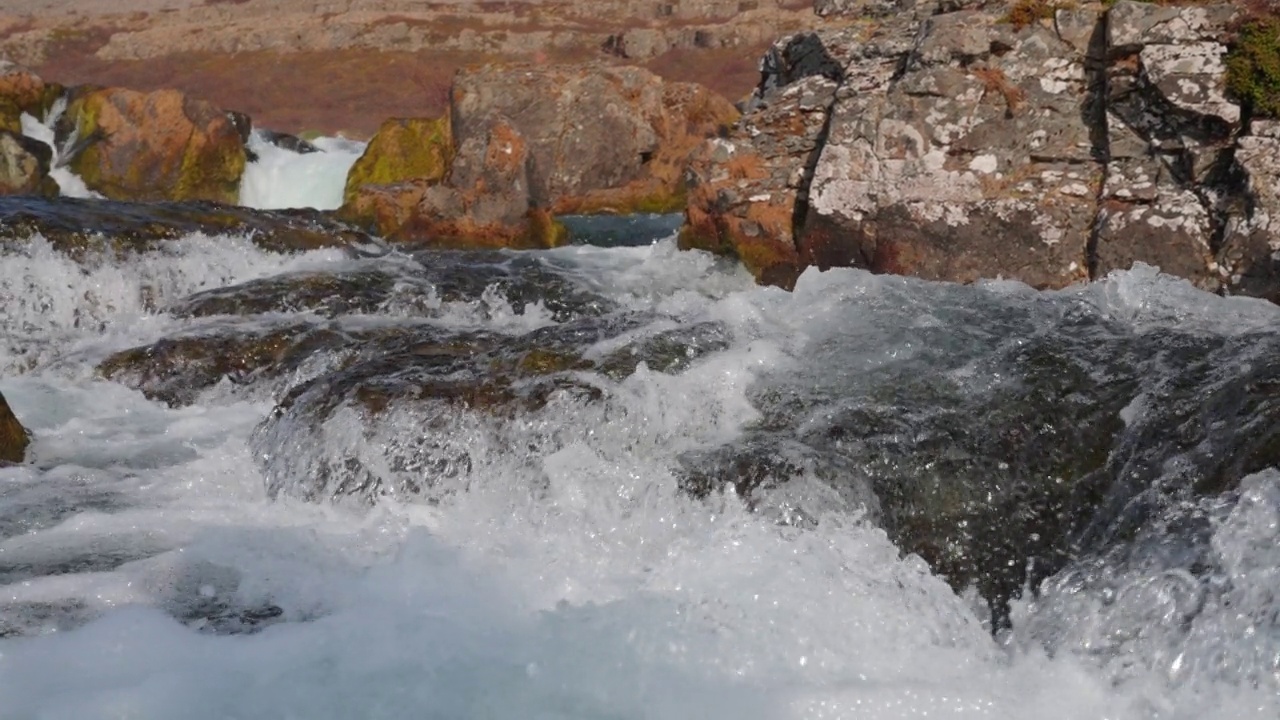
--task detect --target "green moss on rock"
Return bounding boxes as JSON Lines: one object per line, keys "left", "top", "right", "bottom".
{"left": 343, "top": 117, "right": 452, "bottom": 206}
{"left": 1227, "top": 16, "right": 1280, "bottom": 118}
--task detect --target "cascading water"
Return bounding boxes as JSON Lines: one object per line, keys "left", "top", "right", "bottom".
{"left": 1, "top": 192, "right": 1278, "bottom": 716}
{"left": 19, "top": 98, "right": 102, "bottom": 200}
{"left": 238, "top": 131, "right": 365, "bottom": 210}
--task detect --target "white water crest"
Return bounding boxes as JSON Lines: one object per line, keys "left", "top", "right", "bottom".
{"left": 238, "top": 131, "right": 365, "bottom": 210}
{"left": 20, "top": 99, "right": 102, "bottom": 200}
{"left": 0, "top": 230, "right": 1278, "bottom": 719}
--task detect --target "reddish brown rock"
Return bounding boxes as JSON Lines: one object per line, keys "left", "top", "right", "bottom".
{"left": 0, "top": 390, "right": 30, "bottom": 464}
{"left": 450, "top": 63, "right": 737, "bottom": 215}
{"left": 0, "top": 61, "right": 60, "bottom": 133}
{"left": 59, "top": 86, "right": 247, "bottom": 203}
{"left": 391, "top": 120, "right": 567, "bottom": 249}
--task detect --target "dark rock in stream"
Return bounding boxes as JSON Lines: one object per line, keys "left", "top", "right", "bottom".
{"left": 678, "top": 292, "right": 1280, "bottom": 630}
{"left": 0, "top": 195, "right": 374, "bottom": 259}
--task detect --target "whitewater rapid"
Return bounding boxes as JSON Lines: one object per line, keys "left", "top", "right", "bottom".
{"left": 0, "top": 230, "right": 1278, "bottom": 719}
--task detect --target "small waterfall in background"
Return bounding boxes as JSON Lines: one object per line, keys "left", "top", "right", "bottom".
{"left": 238, "top": 131, "right": 365, "bottom": 211}
{"left": 20, "top": 97, "right": 102, "bottom": 200}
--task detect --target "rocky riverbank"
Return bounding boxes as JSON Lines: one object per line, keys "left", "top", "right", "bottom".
{"left": 4, "top": 0, "right": 1280, "bottom": 303}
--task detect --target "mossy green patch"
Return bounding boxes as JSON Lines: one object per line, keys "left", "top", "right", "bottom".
{"left": 343, "top": 116, "right": 452, "bottom": 205}
{"left": 1227, "top": 16, "right": 1280, "bottom": 119}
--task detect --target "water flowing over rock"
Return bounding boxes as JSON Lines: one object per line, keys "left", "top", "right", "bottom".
{"left": 0, "top": 195, "right": 374, "bottom": 260}
{"left": 0, "top": 390, "right": 29, "bottom": 464}
{"left": 0, "top": 129, "right": 57, "bottom": 196}
{"left": 56, "top": 86, "right": 247, "bottom": 204}
{"left": 682, "top": 0, "right": 1280, "bottom": 302}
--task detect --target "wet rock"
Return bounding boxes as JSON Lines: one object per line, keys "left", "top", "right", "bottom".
{"left": 0, "top": 195, "right": 372, "bottom": 260}
{"left": 57, "top": 86, "right": 247, "bottom": 203}
{"left": 171, "top": 251, "right": 614, "bottom": 322}
{"left": 0, "top": 390, "right": 30, "bottom": 464}
{"left": 256, "top": 129, "right": 318, "bottom": 155}
{"left": 0, "top": 129, "right": 58, "bottom": 196}
{"left": 96, "top": 321, "right": 354, "bottom": 407}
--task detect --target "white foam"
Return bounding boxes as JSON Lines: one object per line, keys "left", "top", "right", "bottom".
{"left": 238, "top": 131, "right": 365, "bottom": 210}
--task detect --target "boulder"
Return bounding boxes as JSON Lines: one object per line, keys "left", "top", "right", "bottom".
{"left": 0, "top": 390, "right": 30, "bottom": 464}
{"left": 340, "top": 64, "right": 734, "bottom": 249}
{"left": 341, "top": 116, "right": 451, "bottom": 208}
{"left": 390, "top": 120, "right": 568, "bottom": 249}
{"left": 0, "top": 129, "right": 58, "bottom": 196}
{"left": 58, "top": 86, "right": 247, "bottom": 203}
{"left": 677, "top": 1, "right": 1280, "bottom": 302}
{"left": 0, "top": 61, "right": 61, "bottom": 134}
{"left": 449, "top": 63, "right": 737, "bottom": 215}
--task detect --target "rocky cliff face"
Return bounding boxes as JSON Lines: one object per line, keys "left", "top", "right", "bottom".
{"left": 683, "top": 0, "right": 1280, "bottom": 302}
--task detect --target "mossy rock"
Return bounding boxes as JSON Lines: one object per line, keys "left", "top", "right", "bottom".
{"left": 342, "top": 116, "right": 452, "bottom": 206}
{"left": 1227, "top": 16, "right": 1280, "bottom": 118}
{"left": 0, "top": 391, "right": 30, "bottom": 464}
{"left": 63, "top": 87, "right": 246, "bottom": 204}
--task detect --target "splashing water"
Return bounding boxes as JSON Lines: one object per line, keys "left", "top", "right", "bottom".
{"left": 0, "top": 228, "right": 1277, "bottom": 719}
{"left": 20, "top": 100, "right": 102, "bottom": 200}
{"left": 238, "top": 132, "right": 366, "bottom": 210}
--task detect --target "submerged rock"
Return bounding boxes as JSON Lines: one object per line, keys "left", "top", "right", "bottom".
{"left": 682, "top": 1, "right": 1280, "bottom": 302}
{"left": 0, "top": 130, "right": 58, "bottom": 197}
{"left": 57, "top": 86, "right": 247, "bottom": 204}
{"left": 0, "top": 195, "right": 372, "bottom": 260}
{"left": 0, "top": 390, "right": 30, "bottom": 464}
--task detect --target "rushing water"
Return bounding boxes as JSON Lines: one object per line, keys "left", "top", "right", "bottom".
{"left": 0, "top": 219, "right": 1278, "bottom": 719}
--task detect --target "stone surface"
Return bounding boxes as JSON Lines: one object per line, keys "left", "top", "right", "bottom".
{"left": 0, "top": 390, "right": 29, "bottom": 464}
{"left": 0, "top": 129, "right": 58, "bottom": 196}
{"left": 58, "top": 86, "right": 247, "bottom": 203}
{"left": 676, "top": 1, "right": 1280, "bottom": 302}
{"left": 451, "top": 63, "right": 737, "bottom": 215}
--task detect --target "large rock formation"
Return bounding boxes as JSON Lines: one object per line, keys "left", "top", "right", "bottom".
{"left": 0, "top": 129, "right": 57, "bottom": 196}
{"left": 683, "top": 0, "right": 1280, "bottom": 302}
{"left": 0, "top": 390, "right": 30, "bottom": 464}
{"left": 57, "top": 86, "right": 247, "bottom": 204}
{"left": 341, "top": 63, "right": 736, "bottom": 248}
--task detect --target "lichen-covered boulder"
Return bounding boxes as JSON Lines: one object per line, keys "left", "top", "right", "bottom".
{"left": 0, "top": 61, "right": 61, "bottom": 134}
{"left": 59, "top": 86, "right": 247, "bottom": 203}
{"left": 678, "top": 0, "right": 1280, "bottom": 302}
{"left": 341, "top": 116, "right": 451, "bottom": 208}
{"left": 0, "top": 390, "right": 30, "bottom": 464}
{"left": 0, "top": 129, "right": 58, "bottom": 196}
